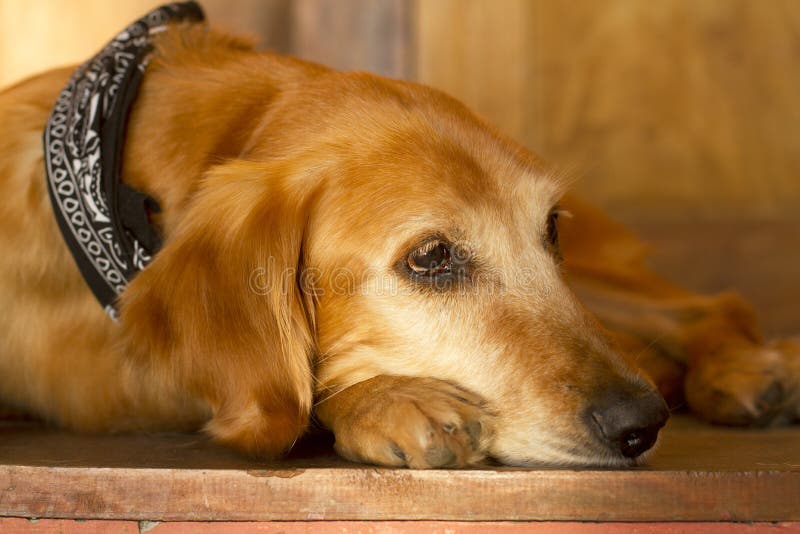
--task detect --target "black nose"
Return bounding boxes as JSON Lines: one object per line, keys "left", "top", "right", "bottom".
{"left": 589, "top": 390, "right": 670, "bottom": 458}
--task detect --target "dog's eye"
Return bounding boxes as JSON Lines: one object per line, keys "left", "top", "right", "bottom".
{"left": 407, "top": 240, "right": 452, "bottom": 276}
{"left": 546, "top": 210, "right": 559, "bottom": 247}
{"left": 545, "top": 209, "right": 561, "bottom": 260}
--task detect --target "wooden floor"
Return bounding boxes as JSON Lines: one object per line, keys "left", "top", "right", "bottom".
{"left": 0, "top": 415, "right": 799, "bottom": 522}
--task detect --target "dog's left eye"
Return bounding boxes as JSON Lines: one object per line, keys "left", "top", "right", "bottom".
{"left": 407, "top": 240, "right": 452, "bottom": 276}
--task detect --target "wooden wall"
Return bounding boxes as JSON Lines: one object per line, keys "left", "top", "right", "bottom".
{"left": 0, "top": 0, "right": 292, "bottom": 86}
{"left": 0, "top": 0, "right": 407, "bottom": 85}
{"left": 417, "top": 0, "right": 800, "bottom": 221}
{"left": 1, "top": 1, "right": 797, "bottom": 334}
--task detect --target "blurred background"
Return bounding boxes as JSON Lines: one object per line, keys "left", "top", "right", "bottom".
{"left": 1, "top": 0, "right": 797, "bottom": 336}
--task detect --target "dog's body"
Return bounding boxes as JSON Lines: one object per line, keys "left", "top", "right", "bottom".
{"left": 1, "top": 25, "right": 797, "bottom": 468}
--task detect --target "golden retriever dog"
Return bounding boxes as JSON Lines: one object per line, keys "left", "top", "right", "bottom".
{"left": 0, "top": 17, "right": 797, "bottom": 468}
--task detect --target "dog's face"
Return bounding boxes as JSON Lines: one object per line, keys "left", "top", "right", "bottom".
{"left": 254, "top": 73, "right": 667, "bottom": 466}
{"left": 123, "top": 68, "right": 667, "bottom": 465}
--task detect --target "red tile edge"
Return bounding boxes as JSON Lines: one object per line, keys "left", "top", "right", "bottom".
{"left": 2, "top": 519, "right": 800, "bottom": 534}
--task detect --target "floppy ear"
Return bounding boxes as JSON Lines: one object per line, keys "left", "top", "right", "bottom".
{"left": 120, "top": 160, "right": 315, "bottom": 457}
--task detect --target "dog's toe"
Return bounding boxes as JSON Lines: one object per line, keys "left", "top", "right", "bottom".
{"left": 327, "top": 375, "right": 493, "bottom": 468}
{"left": 401, "top": 401, "right": 488, "bottom": 468}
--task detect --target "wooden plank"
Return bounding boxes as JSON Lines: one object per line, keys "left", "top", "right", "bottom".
{"left": 1, "top": 463, "right": 799, "bottom": 522}
{"left": 0, "top": 417, "right": 799, "bottom": 521}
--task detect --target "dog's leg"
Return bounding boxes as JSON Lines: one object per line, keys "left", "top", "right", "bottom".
{"left": 574, "top": 281, "right": 799, "bottom": 424}
{"left": 315, "top": 375, "right": 493, "bottom": 468}
{"left": 560, "top": 196, "right": 800, "bottom": 426}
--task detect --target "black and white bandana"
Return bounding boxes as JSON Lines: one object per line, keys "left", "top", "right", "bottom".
{"left": 43, "top": 2, "right": 205, "bottom": 320}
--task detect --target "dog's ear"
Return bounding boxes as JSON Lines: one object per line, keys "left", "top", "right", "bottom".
{"left": 120, "top": 160, "right": 315, "bottom": 457}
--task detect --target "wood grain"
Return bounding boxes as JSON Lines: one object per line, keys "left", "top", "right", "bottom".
{"left": 0, "top": 416, "right": 799, "bottom": 521}
{"left": 416, "top": 0, "right": 531, "bottom": 140}
{"left": 291, "top": 0, "right": 414, "bottom": 78}
{"left": 416, "top": 0, "right": 800, "bottom": 220}
{"left": 0, "top": 0, "right": 292, "bottom": 88}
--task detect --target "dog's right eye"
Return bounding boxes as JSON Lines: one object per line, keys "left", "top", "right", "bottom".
{"left": 407, "top": 240, "right": 452, "bottom": 276}
{"left": 545, "top": 208, "right": 562, "bottom": 261}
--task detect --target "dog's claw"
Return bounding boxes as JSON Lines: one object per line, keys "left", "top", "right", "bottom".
{"left": 686, "top": 343, "right": 798, "bottom": 427}
{"left": 390, "top": 442, "right": 407, "bottom": 461}
{"left": 755, "top": 381, "right": 784, "bottom": 418}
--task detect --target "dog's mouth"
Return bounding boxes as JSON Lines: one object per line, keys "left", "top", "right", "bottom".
{"left": 489, "top": 390, "right": 670, "bottom": 468}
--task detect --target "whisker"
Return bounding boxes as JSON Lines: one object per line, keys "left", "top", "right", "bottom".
{"left": 313, "top": 379, "right": 364, "bottom": 407}
{"left": 669, "top": 402, "right": 686, "bottom": 412}
{"left": 631, "top": 332, "right": 669, "bottom": 363}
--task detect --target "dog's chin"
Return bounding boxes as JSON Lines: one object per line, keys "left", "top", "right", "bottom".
{"left": 491, "top": 435, "right": 663, "bottom": 469}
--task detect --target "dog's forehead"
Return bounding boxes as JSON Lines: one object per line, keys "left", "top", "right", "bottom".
{"left": 321, "top": 126, "right": 548, "bottom": 210}
{"left": 275, "top": 71, "right": 563, "bottom": 208}
{"left": 309, "top": 135, "right": 561, "bottom": 268}
{"left": 300, "top": 73, "right": 564, "bottom": 254}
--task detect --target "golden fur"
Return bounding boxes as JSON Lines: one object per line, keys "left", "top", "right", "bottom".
{"left": 0, "top": 25, "right": 797, "bottom": 468}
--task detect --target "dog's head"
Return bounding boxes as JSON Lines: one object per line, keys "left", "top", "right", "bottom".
{"left": 121, "top": 58, "right": 667, "bottom": 465}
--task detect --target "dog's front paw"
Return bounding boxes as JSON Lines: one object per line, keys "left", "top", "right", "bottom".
{"left": 316, "top": 375, "right": 493, "bottom": 468}
{"left": 686, "top": 342, "right": 799, "bottom": 426}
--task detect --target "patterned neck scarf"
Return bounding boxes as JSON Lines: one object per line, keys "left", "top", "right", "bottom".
{"left": 43, "top": 2, "right": 205, "bottom": 320}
